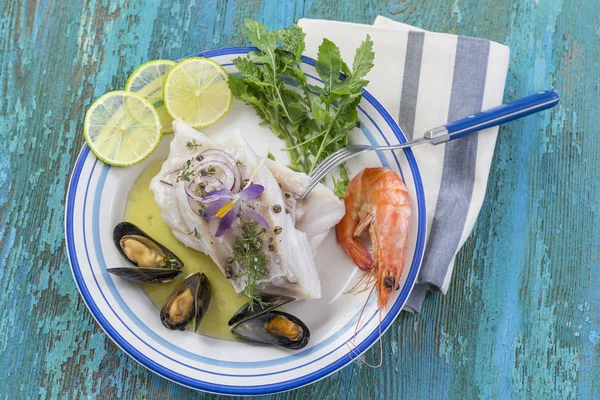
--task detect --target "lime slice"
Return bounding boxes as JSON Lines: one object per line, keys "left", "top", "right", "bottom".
{"left": 125, "top": 59, "right": 176, "bottom": 134}
{"left": 84, "top": 91, "right": 161, "bottom": 167}
{"left": 163, "top": 57, "right": 232, "bottom": 128}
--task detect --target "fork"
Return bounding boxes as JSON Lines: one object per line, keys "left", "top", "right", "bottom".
{"left": 300, "top": 90, "right": 559, "bottom": 199}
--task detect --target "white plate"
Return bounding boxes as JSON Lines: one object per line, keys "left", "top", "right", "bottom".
{"left": 64, "top": 47, "right": 426, "bottom": 395}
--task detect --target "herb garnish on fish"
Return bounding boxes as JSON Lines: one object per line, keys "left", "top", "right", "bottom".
{"left": 186, "top": 139, "right": 202, "bottom": 150}
{"left": 228, "top": 19, "right": 375, "bottom": 196}
{"left": 177, "top": 159, "right": 196, "bottom": 182}
{"left": 187, "top": 228, "right": 201, "bottom": 239}
{"left": 233, "top": 221, "right": 269, "bottom": 307}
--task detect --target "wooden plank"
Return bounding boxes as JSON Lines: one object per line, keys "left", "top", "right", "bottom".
{"left": 0, "top": 0, "right": 598, "bottom": 398}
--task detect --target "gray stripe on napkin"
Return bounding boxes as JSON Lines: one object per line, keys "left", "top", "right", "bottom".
{"left": 403, "top": 283, "right": 430, "bottom": 313}
{"left": 417, "top": 37, "right": 490, "bottom": 289}
{"left": 398, "top": 31, "right": 425, "bottom": 140}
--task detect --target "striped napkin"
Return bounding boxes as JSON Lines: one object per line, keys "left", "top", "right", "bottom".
{"left": 298, "top": 17, "right": 510, "bottom": 312}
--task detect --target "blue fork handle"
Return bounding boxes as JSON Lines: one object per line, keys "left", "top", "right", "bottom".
{"left": 423, "top": 90, "right": 560, "bottom": 144}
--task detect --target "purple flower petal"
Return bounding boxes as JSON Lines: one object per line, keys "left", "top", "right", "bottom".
{"left": 204, "top": 198, "right": 230, "bottom": 218}
{"left": 240, "top": 184, "right": 264, "bottom": 200}
{"left": 243, "top": 206, "right": 270, "bottom": 228}
{"left": 215, "top": 204, "right": 239, "bottom": 237}
{"left": 203, "top": 188, "right": 233, "bottom": 201}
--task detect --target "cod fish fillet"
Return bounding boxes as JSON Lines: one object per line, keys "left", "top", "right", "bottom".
{"left": 150, "top": 121, "right": 345, "bottom": 299}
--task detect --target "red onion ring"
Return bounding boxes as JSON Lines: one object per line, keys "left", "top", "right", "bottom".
{"left": 192, "top": 160, "right": 235, "bottom": 191}
{"left": 185, "top": 176, "right": 224, "bottom": 202}
{"left": 171, "top": 148, "right": 242, "bottom": 206}
{"left": 199, "top": 149, "right": 241, "bottom": 193}
{"left": 186, "top": 176, "right": 225, "bottom": 203}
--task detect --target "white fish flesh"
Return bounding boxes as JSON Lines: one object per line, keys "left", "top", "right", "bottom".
{"left": 150, "top": 121, "right": 345, "bottom": 300}
{"left": 264, "top": 159, "right": 345, "bottom": 253}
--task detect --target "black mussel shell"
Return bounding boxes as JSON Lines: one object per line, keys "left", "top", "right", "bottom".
{"left": 113, "top": 222, "right": 184, "bottom": 270}
{"left": 106, "top": 267, "right": 182, "bottom": 284}
{"left": 228, "top": 295, "right": 295, "bottom": 327}
{"left": 230, "top": 311, "right": 310, "bottom": 350}
{"left": 160, "top": 273, "right": 211, "bottom": 331}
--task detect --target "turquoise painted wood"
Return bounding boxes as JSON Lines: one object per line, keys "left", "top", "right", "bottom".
{"left": 0, "top": 0, "right": 598, "bottom": 398}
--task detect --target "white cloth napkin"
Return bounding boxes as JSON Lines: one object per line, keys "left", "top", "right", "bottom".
{"left": 298, "top": 16, "right": 510, "bottom": 312}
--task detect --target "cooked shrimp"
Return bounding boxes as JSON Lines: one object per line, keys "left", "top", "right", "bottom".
{"left": 336, "top": 167, "right": 411, "bottom": 309}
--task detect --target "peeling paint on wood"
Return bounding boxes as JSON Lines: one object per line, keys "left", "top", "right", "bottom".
{"left": 0, "top": 0, "right": 598, "bottom": 398}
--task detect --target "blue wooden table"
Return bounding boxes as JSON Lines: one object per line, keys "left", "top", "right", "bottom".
{"left": 1, "top": 0, "right": 598, "bottom": 398}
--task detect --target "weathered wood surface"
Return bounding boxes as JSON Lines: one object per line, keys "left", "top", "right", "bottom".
{"left": 0, "top": 0, "right": 598, "bottom": 398}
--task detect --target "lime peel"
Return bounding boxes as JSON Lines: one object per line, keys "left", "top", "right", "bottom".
{"left": 163, "top": 57, "right": 233, "bottom": 129}
{"left": 125, "top": 59, "right": 176, "bottom": 134}
{"left": 84, "top": 91, "right": 162, "bottom": 167}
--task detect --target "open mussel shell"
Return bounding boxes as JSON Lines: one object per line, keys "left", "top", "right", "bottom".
{"left": 160, "top": 273, "right": 211, "bottom": 332}
{"left": 230, "top": 311, "right": 310, "bottom": 350}
{"left": 228, "top": 295, "right": 294, "bottom": 327}
{"left": 228, "top": 295, "right": 309, "bottom": 350}
{"left": 108, "top": 222, "right": 183, "bottom": 284}
{"left": 106, "top": 267, "right": 181, "bottom": 284}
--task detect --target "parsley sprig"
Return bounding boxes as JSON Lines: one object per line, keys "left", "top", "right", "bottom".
{"left": 228, "top": 19, "right": 374, "bottom": 196}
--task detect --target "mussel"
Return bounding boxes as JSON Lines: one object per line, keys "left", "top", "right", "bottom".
{"left": 228, "top": 295, "right": 294, "bottom": 326}
{"left": 108, "top": 222, "right": 183, "bottom": 284}
{"left": 228, "top": 296, "right": 310, "bottom": 350}
{"left": 161, "top": 273, "right": 211, "bottom": 331}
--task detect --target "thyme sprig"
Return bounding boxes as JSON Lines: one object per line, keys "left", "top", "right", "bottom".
{"left": 177, "top": 158, "right": 196, "bottom": 182}
{"left": 233, "top": 221, "right": 269, "bottom": 308}
{"left": 186, "top": 139, "right": 202, "bottom": 150}
{"left": 187, "top": 228, "right": 201, "bottom": 239}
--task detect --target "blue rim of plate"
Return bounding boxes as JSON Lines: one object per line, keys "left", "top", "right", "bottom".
{"left": 64, "top": 47, "right": 427, "bottom": 395}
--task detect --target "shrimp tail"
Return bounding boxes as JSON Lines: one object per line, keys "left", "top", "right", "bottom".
{"left": 339, "top": 238, "right": 374, "bottom": 271}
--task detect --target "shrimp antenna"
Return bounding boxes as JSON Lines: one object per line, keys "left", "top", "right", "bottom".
{"left": 345, "top": 269, "right": 374, "bottom": 295}
{"left": 345, "top": 285, "right": 383, "bottom": 368}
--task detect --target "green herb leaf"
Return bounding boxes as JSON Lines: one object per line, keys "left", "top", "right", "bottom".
{"left": 311, "top": 97, "right": 330, "bottom": 123}
{"left": 306, "top": 84, "right": 324, "bottom": 95}
{"left": 341, "top": 60, "right": 352, "bottom": 77}
{"left": 276, "top": 23, "right": 306, "bottom": 59}
{"left": 350, "top": 35, "right": 374, "bottom": 88}
{"left": 242, "top": 19, "right": 277, "bottom": 54}
{"left": 330, "top": 80, "right": 352, "bottom": 96}
{"left": 231, "top": 21, "right": 375, "bottom": 193}
{"left": 333, "top": 164, "right": 349, "bottom": 198}
{"left": 233, "top": 58, "right": 267, "bottom": 87}
{"left": 315, "top": 39, "right": 342, "bottom": 91}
